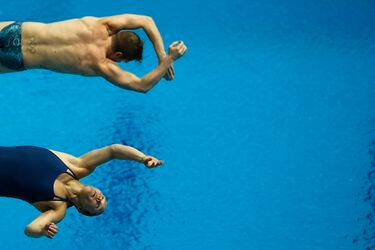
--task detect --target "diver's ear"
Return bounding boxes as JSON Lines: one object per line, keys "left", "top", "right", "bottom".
{"left": 113, "top": 52, "right": 124, "bottom": 61}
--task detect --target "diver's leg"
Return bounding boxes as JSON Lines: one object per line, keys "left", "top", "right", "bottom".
{"left": 0, "top": 22, "right": 14, "bottom": 30}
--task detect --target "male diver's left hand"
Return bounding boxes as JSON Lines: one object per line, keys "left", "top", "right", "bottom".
{"left": 159, "top": 55, "right": 175, "bottom": 81}
{"left": 164, "top": 65, "right": 175, "bottom": 81}
{"left": 142, "top": 156, "right": 164, "bottom": 168}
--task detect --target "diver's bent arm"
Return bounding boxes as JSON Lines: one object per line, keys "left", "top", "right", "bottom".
{"left": 100, "top": 14, "right": 166, "bottom": 60}
{"left": 24, "top": 208, "right": 65, "bottom": 238}
{"left": 99, "top": 56, "right": 173, "bottom": 93}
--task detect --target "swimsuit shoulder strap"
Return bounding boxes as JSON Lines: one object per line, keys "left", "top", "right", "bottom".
{"left": 53, "top": 195, "right": 69, "bottom": 202}
{"left": 65, "top": 167, "right": 78, "bottom": 180}
{"left": 53, "top": 195, "right": 74, "bottom": 207}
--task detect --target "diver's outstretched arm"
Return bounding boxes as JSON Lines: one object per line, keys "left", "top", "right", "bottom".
{"left": 24, "top": 207, "right": 65, "bottom": 239}
{"left": 76, "top": 144, "right": 163, "bottom": 178}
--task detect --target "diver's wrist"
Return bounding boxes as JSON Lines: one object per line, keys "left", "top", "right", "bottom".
{"left": 158, "top": 52, "right": 167, "bottom": 61}
{"left": 139, "top": 155, "right": 147, "bottom": 163}
{"left": 163, "top": 55, "right": 174, "bottom": 65}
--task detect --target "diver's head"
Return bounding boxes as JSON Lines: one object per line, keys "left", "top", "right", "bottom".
{"left": 110, "top": 31, "right": 144, "bottom": 63}
{"left": 76, "top": 185, "right": 107, "bottom": 217}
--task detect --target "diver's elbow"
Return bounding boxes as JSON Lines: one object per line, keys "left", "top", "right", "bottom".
{"left": 137, "top": 87, "right": 149, "bottom": 94}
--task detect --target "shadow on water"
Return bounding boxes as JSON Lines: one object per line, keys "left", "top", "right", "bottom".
{"left": 66, "top": 106, "right": 162, "bottom": 249}
{"left": 352, "top": 139, "right": 375, "bottom": 250}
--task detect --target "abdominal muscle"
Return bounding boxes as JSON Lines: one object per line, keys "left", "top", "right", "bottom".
{"left": 21, "top": 17, "right": 108, "bottom": 76}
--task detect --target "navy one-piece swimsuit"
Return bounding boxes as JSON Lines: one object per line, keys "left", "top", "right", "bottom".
{"left": 0, "top": 146, "right": 77, "bottom": 203}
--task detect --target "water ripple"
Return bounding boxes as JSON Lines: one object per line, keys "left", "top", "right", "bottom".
{"left": 66, "top": 106, "right": 161, "bottom": 249}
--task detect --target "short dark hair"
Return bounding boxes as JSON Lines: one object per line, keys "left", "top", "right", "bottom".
{"left": 115, "top": 31, "right": 144, "bottom": 62}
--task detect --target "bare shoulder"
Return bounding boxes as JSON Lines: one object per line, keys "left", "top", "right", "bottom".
{"left": 80, "top": 16, "right": 99, "bottom": 24}
{"left": 49, "top": 150, "right": 82, "bottom": 169}
{"left": 80, "top": 16, "right": 106, "bottom": 29}
{"left": 49, "top": 150, "right": 95, "bottom": 179}
{"left": 79, "top": 16, "right": 109, "bottom": 40}
{"left": 97, "top": 58, "right": 117, "bottom": 73}
{"left": 0, "top": 21, "right": 14, "bottom": 30}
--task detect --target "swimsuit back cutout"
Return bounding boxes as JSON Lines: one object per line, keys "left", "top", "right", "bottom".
{"left": 0, "top": 146, "right": 77, "bottom": 203}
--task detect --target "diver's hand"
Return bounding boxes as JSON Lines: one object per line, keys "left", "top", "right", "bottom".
{"left": 43, "top": 223, "right": 58, "bottom": 239}
{"left": 142, "top": 155, "right": 164, "bottom": 168}
{"left": 164, "top": 65, "right": 175, "bottom": 81}
{"left": 159, "top": 55, "right": 175, "bottom": 81}
{"left": 168, "top": 41, "right": 187, "bottom": 61}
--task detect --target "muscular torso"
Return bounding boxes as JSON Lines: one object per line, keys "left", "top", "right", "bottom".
{"left": 20, "top": 17, "right": 109, "bottom": 75}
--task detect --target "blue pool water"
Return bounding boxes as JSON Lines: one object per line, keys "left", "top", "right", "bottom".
{"left": 0, "top": 0, "right": 375, "bottom": 249}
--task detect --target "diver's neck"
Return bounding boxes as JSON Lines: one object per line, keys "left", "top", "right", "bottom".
{"left": 65, "top": 180, "right": 84, "bottom": 203}
{"left": 106, "top": 35, "right": 117, "bottom": 57}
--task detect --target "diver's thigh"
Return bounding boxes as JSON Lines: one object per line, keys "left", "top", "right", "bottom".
{"left": 0, "top": 21, "right": 14, "bottom": 30}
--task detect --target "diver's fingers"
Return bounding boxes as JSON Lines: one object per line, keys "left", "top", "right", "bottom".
{"left": 48, "top": 231, "right": 56, "bottom": 237}
{"left": 182, "top": 47, "right": 188, "bottom": 55}
{"left": 150, "top": 160, "right": 157, "bottom": 167}
{"left": 166, "top": 68, "right": 171, "bottom": 79}
{"left": 49, "top": 227, "right": 58, "bottom": 234}
{"left": 45, "top": 223, "right": 57, "bottom": 232}
{"left": 47, "top": 231, "right": 55, "bottom": 238}
{"left": 143, "top": 157, "right": 152, "bottom": 164}
{"left": 171, "top": 65, "right": 175, "bottom": 76}
{"left": 169, "top": 66, "right": 175, "bottom": 79}
{"left": 179, "top": 46, "right": 187, "bottom": 55}
{"left": 165, "top": 69, "right": 172, "bottom": 81}
{"left": 177, "top": 43, "right": 184, "bottom": 51}
{"left": 171, "top": 41, "right": 180, "bottom": 47}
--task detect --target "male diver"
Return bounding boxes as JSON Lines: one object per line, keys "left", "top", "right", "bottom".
{"left": 0, "top": 14, "right": 187, "bottom": 93}
{"left": 0, "top": 144, "right": 163, "bottom": 238}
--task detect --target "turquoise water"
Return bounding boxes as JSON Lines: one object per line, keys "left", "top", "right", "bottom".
{"left": 0, "top": 0, "right": 375, "bottom": 249}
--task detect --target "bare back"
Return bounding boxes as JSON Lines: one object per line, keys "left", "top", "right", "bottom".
{"left": 18, "top": 17, "right": 109, "bottom": 75}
